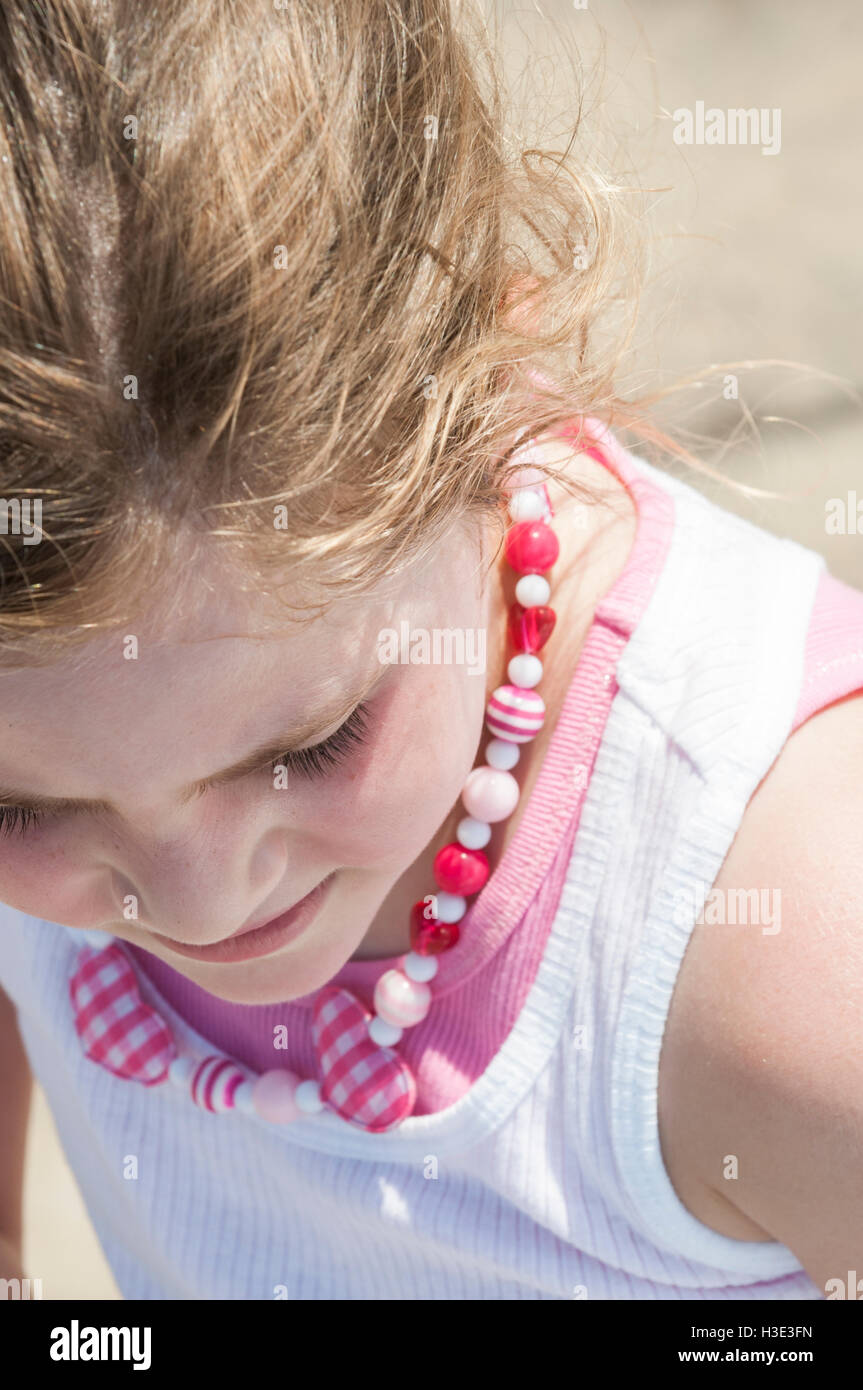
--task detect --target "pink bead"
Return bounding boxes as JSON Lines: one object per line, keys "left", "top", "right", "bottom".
{"left": 461, "top": 765, "right": 519, "bottom": 823}
{"left": 433, "top": 843, "right": 490, "bottom": 895}
{"left": 252, "top": 1069, "right": 302, "bottom": 1124}
{"left": 505, "top": 463, "right": 546, "bottom": 490}
{"left": 374, "top": 969, "right": 431, "bottom": 1028}
{"left": 410, "top": 901, "right": 460, "bottom": 956}
{"left": 190, "top": 1056, "right": 247, "bottom": 1113}
{"left": 503, "top": 435, "right": 546, "bottom": 478}
{"left": 504, "top": 520, "right": 559, "bottom": 574}
{"left": 508, "top": 602, "right": 556, "bottom": 653}
{"left": 485, "top": 685, "right": 545, "bottom": 743}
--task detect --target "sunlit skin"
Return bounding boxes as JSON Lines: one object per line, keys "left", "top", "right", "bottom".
{"left": 0, "top": 434, "right": 636, "bottom": 1005}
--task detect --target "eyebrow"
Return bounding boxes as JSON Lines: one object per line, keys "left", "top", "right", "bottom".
{"left": 0, "top": 667, "right": 386, "bottom": 816}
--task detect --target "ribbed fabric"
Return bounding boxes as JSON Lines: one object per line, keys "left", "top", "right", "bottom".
{"left": 2, "top": 424, "right": 862, "bottom": 1300}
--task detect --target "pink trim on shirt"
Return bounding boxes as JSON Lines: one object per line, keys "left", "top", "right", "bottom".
{"left": 792, "top": 569, "right": 863, "bottom": 731}
{"left": 128, "top": 425, "right": 863, "bottom": 1114}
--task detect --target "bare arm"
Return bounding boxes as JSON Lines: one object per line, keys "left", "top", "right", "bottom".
{"left": 661, "top": 691, "right": 863, "bottom": 1289}
{"left": 0, "top": 980, "right": 32, "bottom": 1278}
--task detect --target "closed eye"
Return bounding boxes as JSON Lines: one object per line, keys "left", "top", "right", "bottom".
{"left": 268, "top": 701, "right": 372, "bottom": 780}
{"left": 0, "top": 701, "right": 374, "bottom": 838}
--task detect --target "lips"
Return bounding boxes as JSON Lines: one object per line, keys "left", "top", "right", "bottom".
{"left": 150, "top": 875, "right": 334, "bottom": 964}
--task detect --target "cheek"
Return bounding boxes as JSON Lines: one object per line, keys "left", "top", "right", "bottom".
{"left": 0, "top": 829, "right": 95, "bottom": 925}
{"left": 310, "top": 664, "right": 487, "bottom": 869}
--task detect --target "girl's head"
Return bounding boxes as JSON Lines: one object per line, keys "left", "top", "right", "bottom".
{"left": 0, "top": 1, "right": 632, "bottom": 1001}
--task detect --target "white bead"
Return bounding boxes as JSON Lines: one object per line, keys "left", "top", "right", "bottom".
{"left": 435, "top": 891, "right": 467, "bottom": 923}
{"left": 83, "top": 928, "right": 114, "bottom": 948}
{"left": 368, "top": 1015, "right": 403, "bottom": 1047}
{"left": 508, "top": 653, "right": 543, "bottom": 688}
{"left": 508, "top": 487, "right": 546, "bottom": 523}
{"left": 403, "top": 951, "right": 439, "bottom": 983}
{"left": 232, "top": 1080, "right": 256, "bottom": 1114}
{"left": 294, "top": 1079, "right": 325, "bottom": 1113}
{"left": 168, "top": 1056, "right": 195, "bottom": 1088}
{"left": 485, "top": 738, "right": 520, "bottom": 771}
{"left": 515, "top": 574, "right": 550, "bottom": 607}
{"left": 456, "top": 815, "right": 492, "bottom": 849}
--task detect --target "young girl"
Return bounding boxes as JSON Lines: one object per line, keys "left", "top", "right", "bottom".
{"left": 1, "top": 1, "right": 861, "bottom": 1301}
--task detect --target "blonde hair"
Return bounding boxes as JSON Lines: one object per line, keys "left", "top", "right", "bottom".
{"left": 0, "top": 0, "right": 651, "bottom": 658}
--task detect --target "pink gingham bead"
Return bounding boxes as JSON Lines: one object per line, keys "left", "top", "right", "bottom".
{"left": 485, "top": 684, "right": 546, "bottom": 743}
{"left": 461, "top": 765, "right": 519, "bottom": 822}
{"left": 373, "top": 969, "right": 431, "bottom": 1028}
{"left": 252, "top": 1069, "right": 302, "bottom": 1124}
{"left": 190, "top": 1056, "right": 247, "bottom": 1113}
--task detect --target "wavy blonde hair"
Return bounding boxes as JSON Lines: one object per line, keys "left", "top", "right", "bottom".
{"left": 0, "top": 0, "right": 654, "bottom": 659}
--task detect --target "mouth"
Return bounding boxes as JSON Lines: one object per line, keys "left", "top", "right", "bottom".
{"left": 150, "top": 874, "right": 335, "bottom": 964}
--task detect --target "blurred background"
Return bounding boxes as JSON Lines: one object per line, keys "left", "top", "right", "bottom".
{"left": 22, "top": 0, "right": 862, "bottom": 1298}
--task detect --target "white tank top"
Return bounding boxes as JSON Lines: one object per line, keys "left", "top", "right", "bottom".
{"left": 0, "top": 447, "right": 827, "bottom": 1298}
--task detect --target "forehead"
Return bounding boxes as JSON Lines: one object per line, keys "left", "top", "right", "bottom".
{"left": 0, "top": 516, "right": 486, "bottom": 736}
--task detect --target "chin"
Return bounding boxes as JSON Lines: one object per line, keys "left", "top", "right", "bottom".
{"left": 174, "top": 931, "right": 363, "bottom": 1006}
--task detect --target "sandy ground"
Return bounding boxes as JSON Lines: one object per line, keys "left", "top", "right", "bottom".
{"left": 20, "top": 0, "right": 863, "bottom": 1298}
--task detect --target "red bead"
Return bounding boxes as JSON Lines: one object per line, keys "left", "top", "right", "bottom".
{"left": 503, "top": 520, "right": 559, "bottom": 575}
{"left": 410, "top": 901, "right": 460, "bottom": 956}
{"left": 433, "top": 843, "right": 490, "bottom": 895}
{"left": 508, "top": 602, "right": 557, "bottom": 653}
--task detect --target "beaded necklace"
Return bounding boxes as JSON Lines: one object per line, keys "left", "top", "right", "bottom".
{"left": 70, "top": 444, "right": 561, "bottom": 1133}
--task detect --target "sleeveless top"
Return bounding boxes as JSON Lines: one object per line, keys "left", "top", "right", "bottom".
{"left": 2, "top": 419, "right": 862, "bottom": 1299}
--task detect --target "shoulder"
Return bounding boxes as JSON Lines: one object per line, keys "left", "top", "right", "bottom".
{"left": 659, "top": 689, "right": 863, "bottom": 1290}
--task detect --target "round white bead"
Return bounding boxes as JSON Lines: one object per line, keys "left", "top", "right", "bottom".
{"left": 403, "top": 950, "right": 439, "bottom": 983}
{"left": 168, "top": 1056, "right": 195, "bottom": 1088}
{"left": 515, "top": 574, "right": 551, "bottom": 607}
{"left": 294, "top": 1079, "right": 325, "bottom": 1114}
{"left": 508, "top": 653, "right": 543, "bottom": 688}
{"left": 368, "top": 1015, "right": 403, "bottom": 1047}
{"left": 83, "top": 928, "right": 114, "bottom": 948}
{"left": 456, "top": 815, "right": 492, "bottom": 849}
{"left": 232, "top": 1080, "right": 256, "bottom": 1114}
{"left": 485, "top": 738, "right": 520, "bottom": 771}
{"left": 435, "top": 891, "right": 467, "bottom": 923}
{"left": 508, "top": 487, "right": 546, "bottom": 523}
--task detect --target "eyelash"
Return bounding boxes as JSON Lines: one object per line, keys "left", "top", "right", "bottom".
{"left": 0, "top": 805, "right": 44, "bottom": 838}
{"left": 0, "top": 702, "right": 373, "bottom": 838}
{"left": 269, "top": 701, "right": 372, "bottom": 779}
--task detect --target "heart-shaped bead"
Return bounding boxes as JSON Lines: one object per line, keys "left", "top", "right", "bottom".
{"left": 508, "top": 602, "right": 557, "bottom": 654}
{"left": 410, "top": 900, "right": 461, "bottom": 955}
{"left": 70, "top": 943, "right": 177, "bottom": 1085}
{"left": 313, "top": 986, "right": 417, "bottom": 1132}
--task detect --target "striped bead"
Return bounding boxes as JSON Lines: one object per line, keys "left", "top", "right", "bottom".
{"left": 190, "top": 1056, "right": 247, "bottom": 1113}
{"left": 485, "top": 684, "right": 546, "bottom": 743}
{"left": 374, "top": 969, "right": 432, "bottom": 1028}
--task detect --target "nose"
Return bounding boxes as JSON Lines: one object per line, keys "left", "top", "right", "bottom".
{"left": 110, "top": 822, "right": 293, "bottom": 946}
